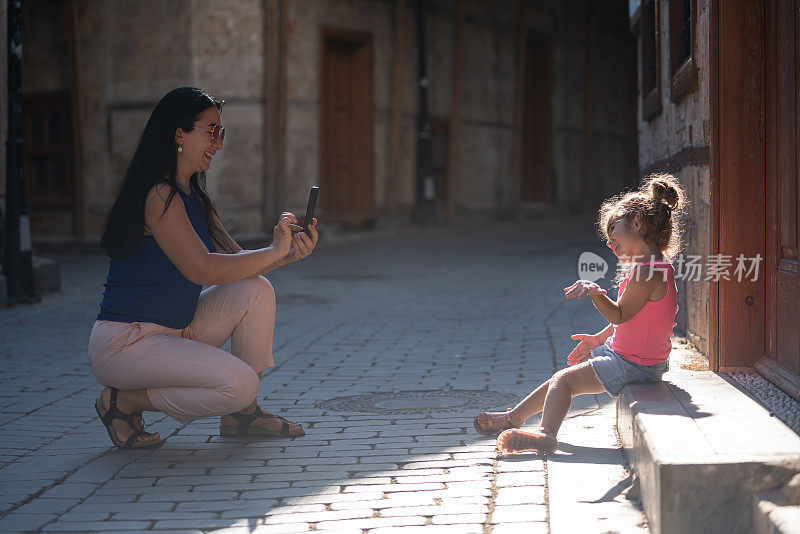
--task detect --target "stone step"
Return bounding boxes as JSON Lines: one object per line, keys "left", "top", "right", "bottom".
{"left": 616, "top": 365, "right": 800, "bottom": 534}
{"left": 755, "top": 474, "right": 800, "bottom": 534}
{"left": 755, "top": 492, "right": 800, "bottom": 534}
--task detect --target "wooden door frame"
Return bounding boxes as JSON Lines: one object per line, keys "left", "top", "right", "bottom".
{"left": 319, "top": 27, "right": 374, "bottom": 223}
{"left": 709, "top": 0, "right": 767, "bottom": 372}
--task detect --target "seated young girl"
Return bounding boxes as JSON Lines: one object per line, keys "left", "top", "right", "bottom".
{"left": 474, "top": 174, "right": 685, "bottom": 454}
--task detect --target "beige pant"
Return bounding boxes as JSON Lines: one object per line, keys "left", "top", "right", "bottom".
{"left": 88, "top": 276, "right": 276, "bottom": 422}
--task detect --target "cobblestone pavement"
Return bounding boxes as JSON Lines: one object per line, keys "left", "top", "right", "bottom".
{"left": 0, "top": 216, "right": 649, "bottom": 533}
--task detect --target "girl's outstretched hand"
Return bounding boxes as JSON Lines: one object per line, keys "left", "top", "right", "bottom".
{"left": 567, "top": 334, "right": 602, "bottom": 366}
{"left": 564, "top": 280, "right": 607, "bottom": 300}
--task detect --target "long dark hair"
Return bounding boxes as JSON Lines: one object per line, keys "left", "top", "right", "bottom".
{"left": 100, "top": 87, "right": 230, "bottom": 258}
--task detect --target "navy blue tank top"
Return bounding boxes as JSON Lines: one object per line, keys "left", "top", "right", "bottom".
{"left": 97, "top": 189, "right": 216, "bottom": 329}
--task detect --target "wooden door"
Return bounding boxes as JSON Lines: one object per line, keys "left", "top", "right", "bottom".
{"left": 320, "top": 29, "right": 374, "bottom": 222}
{"left": 712, "top": 0, "right": 767, "bottom": 370}
{"left": 521, "top": 35, "right": 553, "bottom": 203}
{"left": 760, "top": 0, "right": 800, "bottom": 398}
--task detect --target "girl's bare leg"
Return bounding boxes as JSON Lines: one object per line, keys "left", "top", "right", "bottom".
{"left": 507, "top": 379, "right": 551, "bottom": 427}
{"left": 539, "top": 362, "right": 605, "bottom": 435}
{"left": 498, "top": 362, "right": 605, "bottom": 453}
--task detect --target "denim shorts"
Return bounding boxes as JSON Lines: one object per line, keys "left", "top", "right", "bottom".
{"left": 588, "top": 343, "right": 669, "bottom": 397}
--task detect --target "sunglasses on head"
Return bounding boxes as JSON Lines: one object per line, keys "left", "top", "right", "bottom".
{"left": 198, "top": 123, "right": 225, "bottom": 143}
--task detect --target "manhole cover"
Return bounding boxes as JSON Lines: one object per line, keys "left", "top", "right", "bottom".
{"left": 309, "top": 273, "right": 388, "bottom": 281}
{"left": 316, "top": 390, "right": 519, "bottom": 415}
{"left": 278, "top": 293, "right": 334, "bottom": 305}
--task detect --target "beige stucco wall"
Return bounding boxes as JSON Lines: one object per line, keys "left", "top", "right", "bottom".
{"left": 636, "top": 0, "right": 712, "bottom": 354}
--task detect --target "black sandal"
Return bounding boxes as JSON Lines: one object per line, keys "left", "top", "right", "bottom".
{"left": 220, "top": 406, "right": 305, "bottom": 437}
{"left": 95, "top": 388, "right": 163, "bottom": 449}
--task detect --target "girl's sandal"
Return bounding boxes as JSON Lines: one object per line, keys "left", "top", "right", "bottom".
{"left": 497, "top": 428, "right": 557, "bottom": 455}
{"left": 95, "top": 388, "right": 163, "bottom": 450}
{"left": 220, "top": 406, "right": 305, "bottom": 438}
{"left": 474, "top": 410, "right": 518, "bottom": 435}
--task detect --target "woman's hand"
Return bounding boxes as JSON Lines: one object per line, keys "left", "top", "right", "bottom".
{"left": 279, "top": 218, "right": 318, "bottom": 266}
{"left": 563, "top": 280, "right": 607, "bottom": 300}
{"left": 272, "top": 213, "right": 295, "bottom": 257}
{"left": 567, "top": 333, "right": 602, "bottom": 366}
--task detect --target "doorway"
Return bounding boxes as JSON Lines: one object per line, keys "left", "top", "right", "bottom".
{"left": 762, "top": 0, "right": 800, "bottom": 396}
{"left": 320, "top": 28, "right": 374, "bottom": 224}
{"left": 713, "top": 0, "right": 800, "bottom": 398}
{"left": 521, "top": 35, "right": 553, "bottom": 203}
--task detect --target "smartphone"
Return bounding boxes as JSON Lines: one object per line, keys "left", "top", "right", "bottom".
{"left": 302, "top": 186, "right": 319, "bottom": 235}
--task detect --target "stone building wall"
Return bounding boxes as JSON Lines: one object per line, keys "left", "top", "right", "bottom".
{"left": 635, "top": 0, "right": 712, "bottom": 354}
{"left": 282, "top": 0, "right": 523, "bottom": 214}
{"left": 552, "top": 1, "right": 639, "bottom": 205}
{"left": 16, "top": 0, "right": 637, "bottom": 247}
{"left": 283, "top": 0, "right": 637, "bottom": 216}
{"left": 24, "top": 0, "right": 265, "bottom": 241}
{"left": 21, "top": 0, "right": 76, "bottom": 238}
{"left": 189, "top": 0, "right": 265, "bottom": 237}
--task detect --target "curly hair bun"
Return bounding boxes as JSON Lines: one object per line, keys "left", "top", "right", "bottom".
{"left": 646, "top": 174, "right": 682, "bottom": 211}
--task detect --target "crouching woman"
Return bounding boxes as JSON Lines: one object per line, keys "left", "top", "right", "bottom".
{"left": 88, "top": 87, "right": 317, "bottom": 449}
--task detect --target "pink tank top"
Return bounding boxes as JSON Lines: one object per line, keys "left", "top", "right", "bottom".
{"left": 607, "top": 259, "right": 677, "bottom": 365}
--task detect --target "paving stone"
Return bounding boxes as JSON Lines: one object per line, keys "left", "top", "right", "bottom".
{"left": 241, "top": 485, "right": 340, "bottom": 500}
{"left": 491, "top": 522, "right": 549, "bottom": 533}
{"left": 156, "top": 474, "right": 254, "bottom": 486}
{"left": 281, "top": 491, "right": 384, "bottom": 506}
{"left": 58, "top": 512, "right": 111, "bottom": 522}
{"left": 153, "top": 519, "right": 255, "bottom": 530}
{"left": 41, "top": 519, "right": 153, "bottom": 531}
{"left": 495, "top": 485, "right": 546, "bottom": 505}
{"left": 334, "top": 462, "right": 398, "bottom": 472}
{"left": 263, "top": 508, "right": 374, "bottom": 524}
{"left": 431, "top": 513, "right": 486, "bottom": 524}
{"left": 496, "top": 458, "right": 545, "bottom": 472}
{"left": 194, "top": 481, "right": 289, "bottom": 492}
{"left": 344, "top": 482, "right": 445, "bottom": 493}
{"left": 95, "top": 484, "right": 193, "bottom": 495}
{"left": 137, "top": 490, "right": 239, "bottom": 502}
{"left": 175, "top": 499, "right": 278, "bottom": 512}
{"left": 113, "top": 511, "right": 218, "bottom": 520}
{"left": 381, "top": 504, "right": 487, "bottom": 517}
{"left": 103, "top": 477, "right": 158, "bottom": 488}
{"left": 0, "top": 513, "right": 59, "bottom": 532}
{"left": 490, "top": 504, "right": 548, "bottom": 523}
{"left": 12, "top": 498, "right": 82, "bottom": 515}
{"left": 70, "top": 502, "right": 173, "bottom": 513}
{"left": 371, "top": 526, "right": 482, "bottom": 534}
{"left": 314, "top": 515, "right": 428, "bottom": 530}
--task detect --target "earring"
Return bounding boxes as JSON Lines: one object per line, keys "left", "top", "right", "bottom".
{"left": 177, "top": 145, "right": 183, "bottom": 153}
